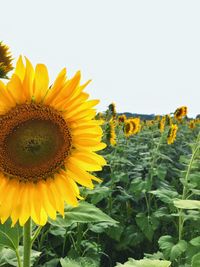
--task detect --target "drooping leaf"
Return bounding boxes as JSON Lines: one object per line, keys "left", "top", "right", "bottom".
{"left": 174, "top": 200, "right": 200, "bottom": 210}
{"left": 0, "top": 220, "right": 22, "bottom": 251}
{"left": 49, "top": 201, "right": 118, "bottom": 227}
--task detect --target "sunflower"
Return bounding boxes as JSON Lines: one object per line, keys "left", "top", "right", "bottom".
{"left": 0, "top": 56, "right": 106, "bottom": 226}
{"left": 108, "top": 120, "right": 116, "bottom": 146}
{"left": 118, "top": 114, "right": 126, "bottom": 123}
{"left": 158, "top": 116, "right": 165, "bottom": 133}
{"left": 167, "top": 124, "right": 178, "bottom": 144}
{"left": 0, "top": 42, "right": 13, "bottom": 78}
{"left": 124, "top": 120, "right": 133, "bottom": 137}
{"left": 165, "top": 114, "right": 172, "bottom": 126}
{"left": 189, "top": 120, "right": 195, "bottom": 129}
{"left": 174, "top": 106, "right": 187, "bottom": 121}
{"left": 108, "top": 102, "right": 117, "bottom": 120}
{"left": 130, "top": 118, "right": 141, "bottom": 135}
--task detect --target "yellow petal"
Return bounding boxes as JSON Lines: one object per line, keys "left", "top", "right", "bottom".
{"left": 68, "top": 155, "right": 102, "bottom": 172}
{"left": 15, "top": 55, "right": 25, "bottom": 81}
{"left": 19, "top": 183, "right": 31, "bottom": 226}
{"left": 75, "top": 142, "right": 107, "bottom": 152}
{"left": 33, "top": 64, "right": 49, "bottom": 102}
{"left": 23, "top": 57, "right": 34, "bottom": 100}
{"left": 54, "top": 174, "right": 78, "bottom": 206}
{"left": 64, "top": 100, "right": 99, "bottom": 120}
{"left": 37, "top": 181, "right": 56, "bottom": 220}
{"left": 7, "top": 74, "right": 26, "bottom": 104}
{"left": 65, "top": 109, "right": 96, "bottom": 122}
{"left": 67, "top": 161, "right": 102, "bottom": 186}
{"left": 51, "top": 71, "right": 81, "bottom": 106}
{"left": 44, "top": 68, "right": 67, "bottom": 104}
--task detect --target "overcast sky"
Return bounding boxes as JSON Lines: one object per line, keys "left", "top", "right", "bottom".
{"left": 1, "top": 0, "right": 199, "bottom": 117}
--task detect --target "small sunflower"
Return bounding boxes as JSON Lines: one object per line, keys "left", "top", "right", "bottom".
{"left": 189, "top": 120, "right": 195, "bottom": 129}
{"left": 165, "top": 114, "right": 172, "bottom": 126}
{"left": 130, "top": 118, "right": 141, "bottom": 135}
{"left": 124, "top": 120, "right": 133, "bottom": 137}
{"left": 108, "top": 120, "right": 116, "bottom": 146}
{"left": 167, "top": 124, "right": 178, "bottom": 144}
{"left": 118, "top": 114, "right": 126, "bottom": 123}
{"left": 0, "top": 56, "right": 106, "bottom": 226}
{"left": 0, "top": 42, "right": 13, "bottom": 78}
{"left": 174, "top": 106, "right": 187, "bottom": 121}
{"left": 108, "top": 102, "right": 117, "bottom": 119}
{"left": 158, "top": 117, "right": 165, "bottom": 133}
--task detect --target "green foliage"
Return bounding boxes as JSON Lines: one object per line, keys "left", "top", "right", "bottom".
{"left": 0, "top": 220, "right": 22, "bottom": 251}
{"left": 49, "top": 201, "right": 118, "bottom": 227}
{"left": 115, "top": 258, "right": 171, "bottom": 267}
{"left": 0, "top": 247, "right": 40, "bottom": 267}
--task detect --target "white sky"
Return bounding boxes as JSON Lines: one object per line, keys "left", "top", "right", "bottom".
{"left": 1, "top": 0, "right": 200, "bottom": 117}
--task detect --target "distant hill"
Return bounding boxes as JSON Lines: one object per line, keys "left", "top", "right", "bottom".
{"left": 119, "top": 112, "right": 155, "bottom": 120}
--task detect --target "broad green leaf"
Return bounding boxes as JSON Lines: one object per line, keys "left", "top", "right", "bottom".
{"left": 174, "top": 200, "right": 200, "bottom": 210}
{"left": 60, "top": 257, "right": 99, "bottom": 267}
{"left": 158, "top": 236, "right": 187, "bottom": 261}
{"left": 49, "top": 201, "right": 118, "bottom": 227}
{"left": 0, "top": 220, "right": 22, "bottom": 251}
{"left": 170, "top": 240, "right": 187, "bottom": 260}
{"left": 115, "top": 258, "right": 171, "bottom": 267}
{"left": 190, "top": 237, "right": 200, "bottom": 247}
{"left": 0, "top": 247, "right": 40, "bottom": 266}
{"left": 136, "top": 213, "right": 159, "bottom": 241}
{"left": 158, "top": 236, "right": 174, "bottom": 257}
{"left": 192, "top": 253, "right": 200, "bottom": 267}
{"left": 150, "top": 189, "right": 179, "bottom": 204}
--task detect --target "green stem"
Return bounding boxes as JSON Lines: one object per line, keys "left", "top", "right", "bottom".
{"left": 178, "top": 131, "right": 200, "bottom": 240}
{"left": 16, "top": 248, "right": 22, "bottom": 267}
{"left": 23, "top": 219, "right": 32, "bottom": 267}
{"left": 31, "top": 226, "right": 43, "bottom": 248}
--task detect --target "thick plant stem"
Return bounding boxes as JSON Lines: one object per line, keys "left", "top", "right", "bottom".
{"left": 23, "top": 218, "right": 32, "bottom": 267}
{"left": 178, "top": 132, "right": 200, "bottom": 240}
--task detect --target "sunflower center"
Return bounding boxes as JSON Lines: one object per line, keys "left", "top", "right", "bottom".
{"left": 0, "top": 103, "right": 72, "bottom": 182}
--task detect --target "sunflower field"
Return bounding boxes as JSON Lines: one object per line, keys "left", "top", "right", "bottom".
{"left": 0, "top": 43, "right": 200, "bottom": 267}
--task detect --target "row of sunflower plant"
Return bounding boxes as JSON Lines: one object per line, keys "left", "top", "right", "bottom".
{"left": 86, "top": 103, "right": 199, "bottom": 267}
{"left": 0, "top": 42, "right": 200, "bottom": 267}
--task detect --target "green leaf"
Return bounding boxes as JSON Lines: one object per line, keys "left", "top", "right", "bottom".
{"left": 115, "top": 258, "right": 171, "bottom": 267}
{"left": 0, "top": 220, "right": 22, "bottom": 251}
{"left": 49, "top": 201, "right": 118, "bottom": 227}
{"left": 158, "top": 236, "right": 174, "bottom": 258}
{"left": 150, "top": 189, "right": 179, "bottom": 204}
{"left": 42, "top": 259, "right": 60, "bottom": 267}
{"left": 136, "top": 213, "right": 159, "bottom": 241}
{"left": 60, "top": 257, "right": 99, "bottom": 267}
{"left": 192, "top": 253, "right": 200, "bottom": 267}
{"left": 190, "top": 237, "right": 200, "bottom": 247}
{"left": 158, "top": 236, "right": 187, "bottom": 261}
{"left": 0, "top": 247, "right": 40, "bottom": 266}
{"left": 174, "top": 200, "right": 200, "bottom": 210}
{"left": 170, "top": 240, "right": 187, "bottom": 261}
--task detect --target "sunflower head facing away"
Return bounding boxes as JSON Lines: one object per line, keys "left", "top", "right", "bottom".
{"left": 0, "top": 56, "right": 106, "bottom": 226}
{"left": 158, "top": 116, "right": 166, "bottom": 133}
{"left": 0, "top": 42, "right": 13, "bottom": 78}
{"left": 167, "top": 124, "right": 178, "bottom": 145}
